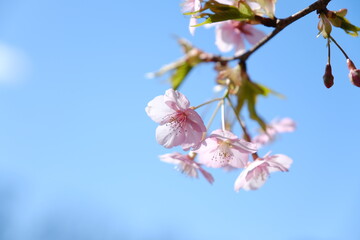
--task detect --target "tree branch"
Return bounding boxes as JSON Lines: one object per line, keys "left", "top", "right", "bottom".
{"left": 208, "top": 0, "right": 331, "bottom": 62}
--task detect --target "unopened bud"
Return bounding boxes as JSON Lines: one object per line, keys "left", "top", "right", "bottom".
{"left": 323, "top": 63, "right": 334, "bottom": 88}
{"left": 347, "top": 59, "right": 360, "bottom": 87}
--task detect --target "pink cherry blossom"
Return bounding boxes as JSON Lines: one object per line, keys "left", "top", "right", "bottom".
{"left": 194, "top": 129, "right": 258, "bottom": 168}
{"left": 182, "top": 0, "right": 202, "bottom": 35}
{"left": 215, "top": 20, "right": 266, "bottom": 55}
{"left": 160, "top": 152, "right": 214, "bottom": 184}
{"left": 253, "top": 118, "right": 296, "bottom": 146}
{"left": 145, "top": 89, "right": 206, "bottom": 150}
{"left": 234, "top": 153, "right": 292, "bottom": 191}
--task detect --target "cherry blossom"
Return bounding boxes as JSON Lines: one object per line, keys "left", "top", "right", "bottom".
{"left": 195, "top": 129, "right": 257, "bottom": 168}
{"left": 234, "top": 153, "right": 293, "bottom": 191}
{"left": 160, "top": 152, "right": 214, "bottom": 184}
{"left": 145, "top": 89, "right": 207, "bottom": 150}
{"left": 182, "top": 0, "right": 202, "bottom": 35}
{"left": 253, "top": 118, "right": 296, "bottom": 146}
{"left": 215, "top": 20, "right": 266, "bottom": 55}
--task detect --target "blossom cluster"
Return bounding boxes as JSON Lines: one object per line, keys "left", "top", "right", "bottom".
{"left": 145, "top": 0, "right": 359, "bottom": 193}
{"left": 146, "top": 89, "right": 294, "bottom": 191}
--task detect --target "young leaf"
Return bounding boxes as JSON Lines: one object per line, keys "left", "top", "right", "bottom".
{"left": 193, "top": 0, "right": 255, "bottom": 27}
{"left": 235, "top": 80, "right": 281, "bottom": 131}
{"left": 328, "top": 12, "right": 360, "bottom": 37}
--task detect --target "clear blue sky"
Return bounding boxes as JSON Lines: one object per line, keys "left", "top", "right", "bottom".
{"left": 0, "top": 0, "right": 359, "bottom": 239}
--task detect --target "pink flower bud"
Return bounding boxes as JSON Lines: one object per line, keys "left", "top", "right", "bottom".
{"left": 323, "top": 63, "right": 334, "bottom": 88}
{"left": 347, "top": 59, "right": 360, "bottom": 87}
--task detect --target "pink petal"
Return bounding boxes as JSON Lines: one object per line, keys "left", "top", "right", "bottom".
{"left": 234, "top": 168, "right": 249, "bottom": 191}
{"left": 272, "top": 118, "right": 296, "bottom": 133}
{"left": 164, "top": 89, "right": 190, "bottom": 111}
{"left": 267, "top": 154, "right": 293, "bottom": 173}
{"left": 181, "top": 122, "right": 205, "bottom": 150}
{"left": 232, "top": 138, "right": 258, "bottom": 154}
{"left": 234, "top": 37, "right": 246, "bottom": 56}
{"left": 199, "top": 167, "right": 215, "bottom": 184}
{"left": 228, "top": 148, "right": 248, "bottom": 168}
{"left": 185, "top": 109, "right": 207, "bottom": 133}
{"left": 159, "top": 153, "right": 183, "bottom": 165}
{"left": 145, "top": 95, "right": 175, "bottom": 123}
{"left": 215, "top": 21, "right": 239, "bottom": 53}
{"left": 210, "top": 129, "right": 238, "bottom": 141}
{"left": 155, "top": 124, "right": 186, "bottom": 148}
{"left": 196, "top": 138, "right": 225, "bottom": 168}
{"left": 245, "top": 172, "right": 268, "bottom": 190}
{"left": 242, "top": 24, "right": 266, "bottom": 45}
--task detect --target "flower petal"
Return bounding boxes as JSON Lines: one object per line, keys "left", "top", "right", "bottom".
{"left": 242, "top": 24, "right": 266, "bottom": 45}
{"left": 145, "top": 95, "right": 175, "bottom": 123}
{"left": 156, "top": 124, "right": 186, "bottom": 148}
{"left": 164, "top": 89, "right": 190, "bottom": 111}
{"left": 199, "top": 167, "right": 215, "bottom": 184}
{"left": 267, "top": 154, "right": 293, "bottom": 173}
{"left": 215, "top": 21, "right": 238, "bottom": 53}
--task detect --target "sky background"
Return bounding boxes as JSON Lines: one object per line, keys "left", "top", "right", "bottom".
{"left": 0, "top": 0, "right": 359, "bottom": 239}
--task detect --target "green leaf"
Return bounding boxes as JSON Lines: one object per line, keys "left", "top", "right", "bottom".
{"left": 235, "top": 80, "right": 281, "bottom": 131}
{"left": 170, "top": 62, "right": 193, "bottom": 90}
{"left": 193, "top": 0, "right": 254, "bottom": 27}
{"left": 329, "top": 15, "right": 360, "bottom": 37}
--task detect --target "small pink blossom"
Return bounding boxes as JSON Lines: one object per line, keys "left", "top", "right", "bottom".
{"left": 234, "top": 153, "right": 292, "bottom": 191}
{"left": 215, "top": 20, "right": 266, "bottom": 55}
{"left": 160, "top": 152, "right": 214, "bottom": 184}
{"left": 195, "top": 129, "right": 258, "bottom": 168}
{"left": 253, "top": 118, "right": 296, "bottom": 146}
{"left": 182, "top": 0, "right": 202, "bottom": 35}
{"left": 146, "top": 89, "right": 206, "bottom": 150}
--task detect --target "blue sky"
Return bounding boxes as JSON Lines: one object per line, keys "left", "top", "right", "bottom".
{"left": 0, "top": 0, "right": 359, "bottom": 239}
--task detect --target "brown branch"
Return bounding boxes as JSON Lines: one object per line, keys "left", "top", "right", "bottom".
{"left": 208, "top": 0, "right": 332, "bottom": 63}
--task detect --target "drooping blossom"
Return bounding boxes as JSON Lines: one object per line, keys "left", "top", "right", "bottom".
{"left": 215, "top": 20, "right": 266, "bottom": 55}
{"left": 347, "top": 59, "right": 360, "bottom": 87}
{"left": 234, "top": 153, "right": 293, "bottom": 191}
{"left": 160, "top": 152, "right": 214, "bottom": 184}
{"left": 145, "top": 89, "right": 207, "bottom": 150}
{"left": 253, "top": 118, "right": 296, "bottom": 146}
{"left": 195, "top": 129, "right": 258, "bottom": 168}
{"left": 182, "top": 0, "right": 202, "bottom": 35}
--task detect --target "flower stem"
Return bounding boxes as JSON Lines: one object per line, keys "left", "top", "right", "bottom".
{"left": 221, "top": 100, "right": 226, "bottom": 131}
{"left": 327, "top": 37, "right": 331, "bottom": 64}
{"left": 192, "top": 97, "right": 223, "bottom": 110}
{"left": 329, "top": 35, "right": 349, "bottom": 59}
{"left": 226, "top": 96, "right": 259, "bottom": 160}
{"left": 206, "top": 100, "right": 222, "bottom": 130}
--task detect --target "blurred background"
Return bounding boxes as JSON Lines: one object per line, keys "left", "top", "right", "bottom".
{"left": 0, "top": 0, "right": 359, "bottom": 239}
